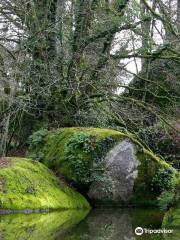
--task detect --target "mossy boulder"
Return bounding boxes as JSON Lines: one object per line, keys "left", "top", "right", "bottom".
{"left": 28, "top": 127, "right": 178, "bottom": 206}
{"left": 0, "top": 157, "right": 90, "bottom": 211}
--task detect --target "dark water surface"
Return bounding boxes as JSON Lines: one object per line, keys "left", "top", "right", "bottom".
{"left": 0, "top": 208, "right": 178, "bottom": 240}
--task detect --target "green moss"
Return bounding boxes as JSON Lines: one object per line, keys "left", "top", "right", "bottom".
{"left": 0, "top": 157, "right": 90, "bottom": 210}
{"left": 29, "top": 127, "right": 171, "bottom": 179}
{"left": 28, "top": 128, "right": 126, "bottom": 183}
{"left": 162, "top": 176, "right": 180, "bottom": 229}
{"left": 28, "top": 127, "right": 177, "bottom": 206}
{"left": 28, "top": 128, "right": 127, "bottom": 174}
{"left": 163, "top": 203, "right": 180, "bottom": 228}
{"left": 162, "top": 202, "right": 180, "bottom": 240}
{"left": 0, "top": 209, "right": 89, "bottom": 240}
{"left": 132, "top": 150, "right": 175, "bottom": 206}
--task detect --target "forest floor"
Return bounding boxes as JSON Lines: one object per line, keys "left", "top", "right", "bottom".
{"left": 0, "top": 157, "right": 10, "bottom": 168}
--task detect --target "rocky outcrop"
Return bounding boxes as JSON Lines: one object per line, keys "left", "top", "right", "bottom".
{"left": 88, "top": 140, "right": 140, "bottom": 202}
{"left": 0, "top": 157, "right": 90, "bottom": 211}
{"left": 28, "top": 127, "right": 178, "bottom": 206}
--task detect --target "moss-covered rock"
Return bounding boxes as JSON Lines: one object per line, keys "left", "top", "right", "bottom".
{"left": 28, "top": 127, "right": 178, "bottom": 206}
{"left": 0, "top": 157, "right": 90, "bottom": 211}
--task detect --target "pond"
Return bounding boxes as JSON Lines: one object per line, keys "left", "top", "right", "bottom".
{"left": 0, "top": 208, "right": 178, "bottom": 240}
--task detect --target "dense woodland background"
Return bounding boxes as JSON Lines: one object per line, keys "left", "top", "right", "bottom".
{"left": 0, "top": 0, "right": 179, "bottom": 169}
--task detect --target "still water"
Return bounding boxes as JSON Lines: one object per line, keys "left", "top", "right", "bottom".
{"left": 0, "top": 208, "right": 178, "bottom": 240}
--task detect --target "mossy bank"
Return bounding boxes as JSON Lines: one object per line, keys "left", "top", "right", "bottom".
{"left": 162, "top": 202, "right": 180, "bottom": 240}
{"left": 162, "top": 178, "right": 180, "bottom": 240}
{"left": 28, "top": 128, "right": 179, "bottom": 206}
{"left": 0, "top": 157, "right": 90, "bottom": 211}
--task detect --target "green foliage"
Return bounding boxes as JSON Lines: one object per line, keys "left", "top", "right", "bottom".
{"left": 28, "top": 129, "right": 48, "bottom": 146}
{"left": 27, "top": 128, "right": 126, "bottom": 187}
{"left": 28, "top": 129, "right": 48, "bottom": 160}
{"left": 150, "top": 168, "right": 176, "bottom": 193}
{"left": 27, "top": 127, "right": 179, "bottom": 207}
{"left": 137, "top": 124, "right": 180, "bottom": 170}
{"left": 64, "top": 133, "right": 93, "bottom": 184}
{"left": 0, "top": 100, "right": 48, "bottom": 156}
{"left": 158, "top": 191, "right": 176, "bottom": 211}
{"left": 162, "top": 201, "right": 180, "bottom": 237}
{"left": 0, "top": 0, "right": 180, "bottom": 163}
{"left": 158, "top": 174, "right": 180, "bottom": 211}
{"left": 64, "top": 132, "right": 116, "bottom": 184}
{"left": 158, "top": 191, "right": 175, "bottom": 211}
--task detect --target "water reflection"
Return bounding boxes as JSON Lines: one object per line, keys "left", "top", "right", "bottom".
{"left": 0, "top": 208, "right": 179, "bottom": 240}
{"left": 61, "top": 208, "right": 165, "bottom": 240}
{"left": 0, "top": 209, "right": 89, "bottom": 240}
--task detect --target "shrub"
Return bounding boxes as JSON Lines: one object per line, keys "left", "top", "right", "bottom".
{"left": 138, "top": 124, "right": 180, "bottom": 170}
{"left": 158, "top": 191, "right": 176, "bottom": 211}
{"left": 64, "top": 132, "right": 116, "bottom": 184}
{"left": 28, "top": 129, "right": 48, "bottom": 160}
{"left": 150, "top": 168, "right": 176, "bottom": 193}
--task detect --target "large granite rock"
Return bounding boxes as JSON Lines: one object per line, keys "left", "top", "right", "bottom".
{"left": 88, "top": 140, "right": 140, "bottom": 202}
{"left": 28, "top": 127, "right": 178, "bottom": 206}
